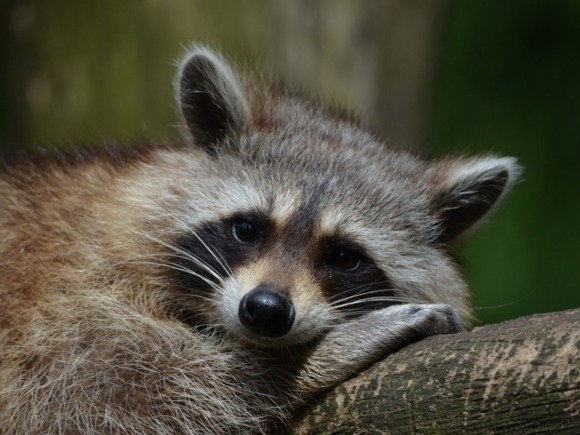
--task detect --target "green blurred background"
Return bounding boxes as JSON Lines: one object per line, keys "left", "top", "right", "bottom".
{"left": 1, "top": 0, "right": 578, "bottom": 325}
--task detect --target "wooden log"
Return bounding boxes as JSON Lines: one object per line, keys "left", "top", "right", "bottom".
{"left": 292, "top": 309, "right": 580, "bottom": 434}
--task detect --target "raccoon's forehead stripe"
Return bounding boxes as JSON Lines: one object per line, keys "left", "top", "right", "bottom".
{"left": 269, "top": 189, "right": 304, "bottom": 226}
{"left": 315, "top": 206, "right": 384, "bottom": 255}
{"left": 277, "top": 189, "right": 328, "bottom": 242}
{"left": 317, "top": 207, "right": 364, "bottom": 241}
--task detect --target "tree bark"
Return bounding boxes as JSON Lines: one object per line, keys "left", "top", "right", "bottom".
{"left": 292, "top": 309, "right": 580, "bottom": 434}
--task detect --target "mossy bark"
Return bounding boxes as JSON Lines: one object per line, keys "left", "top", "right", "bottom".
{"left": 292, "top": 309, "right": 580, "bottom": 434}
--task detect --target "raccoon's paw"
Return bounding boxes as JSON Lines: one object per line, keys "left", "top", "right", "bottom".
{"left": 294, "top": 303, "right": 465, "bottom": 393}
{"left": 354, "top": 303, "right": 465, "bottom": 348}
{"left": 401, "top": 303, "right": 466, "bottom": 336}
{"left": 327, "top": 303, "right": 464, "bottom": 356}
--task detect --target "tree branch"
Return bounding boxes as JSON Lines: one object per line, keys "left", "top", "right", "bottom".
{"left": 292, "top": 309, "right": 580, "bottom": 434}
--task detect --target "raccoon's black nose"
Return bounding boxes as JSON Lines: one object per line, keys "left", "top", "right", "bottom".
{"left": 238, "top": 287, "right": 295, "bottom": 337}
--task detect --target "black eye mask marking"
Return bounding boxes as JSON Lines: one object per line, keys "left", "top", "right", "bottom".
{"left": 317, "top": 236, "right": 398, "bottom": 315}
{"left": 171, "top": 211, "right": 270, "bottom": 297}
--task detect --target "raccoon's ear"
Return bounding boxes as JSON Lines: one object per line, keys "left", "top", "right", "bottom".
{"left": 429, "top": 156, "right": 521, "bottom": 244}
{"left": 175, "top": 46, "right": 249, "bottom": 156}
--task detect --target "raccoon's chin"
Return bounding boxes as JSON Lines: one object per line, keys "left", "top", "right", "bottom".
{"left": 221, "top": 315, "right": 331, "bottom": 349}
{"left": 228, "top": 326, "right": 322, "bottom": 349}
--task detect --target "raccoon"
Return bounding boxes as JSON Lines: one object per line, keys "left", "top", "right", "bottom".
{"left": 0, "top": 46, "right": 520, "bottom": 434}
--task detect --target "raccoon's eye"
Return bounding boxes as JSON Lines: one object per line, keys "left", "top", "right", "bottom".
{"left": 328, "top": 249, "right": 361, "bottom": 271}
{"left": 232, "top": 220, "right": 261, "bottom": 244}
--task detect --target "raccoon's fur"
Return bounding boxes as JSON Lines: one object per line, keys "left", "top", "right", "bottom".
{"left": 0, "top": 46, "right": 520, "bottom": 434}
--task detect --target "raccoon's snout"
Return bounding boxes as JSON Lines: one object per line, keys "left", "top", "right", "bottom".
{"left": 238, "top": 287, "right": 295, "bottom": 337}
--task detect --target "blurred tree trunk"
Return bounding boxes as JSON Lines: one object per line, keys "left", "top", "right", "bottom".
{"left": 265, "top": 0, "right": 449, "bottom": 152}
{"left": 291, "top": 309, "right": 580, "bottom": 434}
{"left": 1, "top": 1, "right": 448, "bottom": 154}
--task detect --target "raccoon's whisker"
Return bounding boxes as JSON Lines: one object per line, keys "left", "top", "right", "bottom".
{"left": 166, "top": 263, "right": 224, "bottom": 292}
{"left": 122, "top": 260, "right": 223, "bottom": 294}
{"left": 331, "top": 292, "right": 426, "bottom": 311}
{"left": 328, "top": 286, "right": 399, "bottom": 306}
{"left": 390, "top": 292, "right": 424, "bottom": 305}
{"left": 150, "top": 241, "right": 223, "bottom": 282}
{"left": 331, "top": 298, "right": 406, "bottom": 312}
{"left": 134, "top": 207, "right": 233, "bottom": 280}
{"left": 330, "top": 289, "right": 410, "bottom": 311}
{"left": 114, "top": 216, "right": 230, "bottom": 289}
{"left": 184, "top": 229, "right": 233, "bottom": 279}
{"left": 114, "top": 250, "right": 225, "bottom": 288}
{"left": 335, "top": 281, "right": 392, "bottom": 297}
{"left": 166, "top": 250, "right": 226, "bottom": 285}
{"left": 130, "top": 233, "right": 226, "bottom": 284}
{"left": 158, "top": 238, "right": 228, "bottom": 283}
{"left": 333, "top": 295, "right": 408, "bottom": 308}
{"left": 163, "top": 263, "right": 225, "bottom": 293}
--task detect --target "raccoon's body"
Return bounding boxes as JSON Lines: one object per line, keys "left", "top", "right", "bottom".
{"left": 0, "top": 47, "right": 519, "bottom": 434}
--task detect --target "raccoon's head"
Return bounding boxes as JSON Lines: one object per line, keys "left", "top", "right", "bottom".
{"left": 165, "top": 46, "right": 520, "bottom": 348}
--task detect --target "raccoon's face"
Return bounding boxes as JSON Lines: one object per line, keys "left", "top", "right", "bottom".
{"left": 164, "top": 46, "right": 520, "bottom": 348}
{"left": 170, "top": 190, "right": 395, "bottom": 347}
